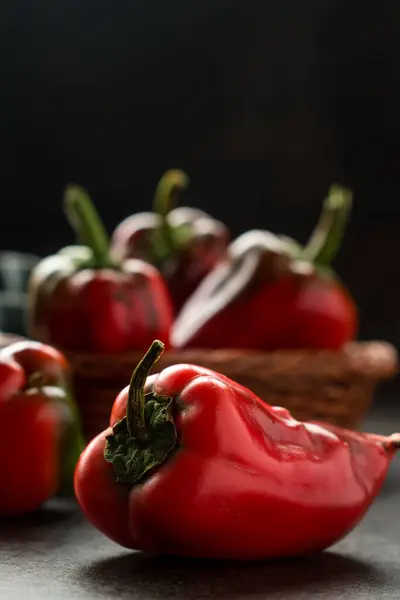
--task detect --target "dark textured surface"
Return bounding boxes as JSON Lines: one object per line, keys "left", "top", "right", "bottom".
{"left": 0, "top": 398, "right": 399, "bottom": 599}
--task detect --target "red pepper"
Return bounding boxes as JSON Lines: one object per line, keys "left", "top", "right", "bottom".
{"left": 74, "top": 340, "right": 398, "bottom": 560}
{"left": 0, "top": 340, "right": 84, "bottom": 514}
{"left": 28, "top": 185, "right": 174, "bottom": 353}
{"left": 172, "top": 185, "right": 357, "bottom": 351}
{"left": 110, "top": 170, "right": 229, "bottom": 313}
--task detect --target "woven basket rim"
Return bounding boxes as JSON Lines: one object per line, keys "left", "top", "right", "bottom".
{"left": 65, "top": 340, "right": 398, "bottom": 382}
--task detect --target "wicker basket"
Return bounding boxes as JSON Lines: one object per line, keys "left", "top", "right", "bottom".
{"left": 65, "top": 341, "right": 398, "bottom": 441}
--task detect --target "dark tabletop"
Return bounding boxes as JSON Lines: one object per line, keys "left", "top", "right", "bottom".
{"left": 1, "top": 398, "right": 399, "bottom": 600}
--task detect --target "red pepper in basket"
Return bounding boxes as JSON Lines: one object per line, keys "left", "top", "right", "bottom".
{"left": 0, "top": 340, "right": 84, "bottom": 514}
{"left": 74, "top": 340, "right": 398, "bottom": 560}
{"left": 28, "top": 186, "right": 174, "bottom": 353}
{"left": 110, "top": 170, "right": 229, "bottom": 313}
{"left": 172, "top": 185, "right": 357, "bottom": 351}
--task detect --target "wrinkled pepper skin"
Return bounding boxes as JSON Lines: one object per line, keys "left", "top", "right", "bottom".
{"left": 74, "top": 341, "right": 397, "bottom": 560}
{"left": 0, "top": 341, "right": 84, "bottom": 514}
{"left": 110, "top": 170, "right": 229, "bottom": 313}
{"left": 28, "top": 186, "right": 174, "bottom": 353}
{"left": 172, "top": 186, "right": 357, "bottom": 351}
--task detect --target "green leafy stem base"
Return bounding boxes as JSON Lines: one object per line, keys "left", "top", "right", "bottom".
{"left": 104, "top": 393, "right": 178, "bottom": 485}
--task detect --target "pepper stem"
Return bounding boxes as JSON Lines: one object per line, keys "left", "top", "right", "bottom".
{"left": 153, "top": 169, "right": 190, "bottom": 217}
{"left": 301, "top": 185, "right": 353, "bottom": 266}
{"left": 63, "top": 185, "right": 111, "bottom": 268}
{"left": 152, "top": 170, "right": 190, "bottom": 263}
{"left": 126, "top": 340, "right": 165, "bottom": 442}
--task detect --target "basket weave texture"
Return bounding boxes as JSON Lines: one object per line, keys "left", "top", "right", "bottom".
{"left": 65, "top": 341, "right": 398, "bottom": 441}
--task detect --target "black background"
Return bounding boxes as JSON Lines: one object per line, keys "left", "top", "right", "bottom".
{"left": 2, "top": 1, "right": 400, "bottom": 344}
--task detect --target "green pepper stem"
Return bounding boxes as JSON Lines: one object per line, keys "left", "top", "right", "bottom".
{"left": 126, "top": 340, "right": 165, "bottom": 442}
{"left": 63, "top": 185, "right": 111, "bottom": 268}
{"left": 151, "top": 170, "right": 190, "bottom": 263}
{"left": 153, "top": 169, "right": 190, "bottom": 217}
{"left": 301, "top": 185, "right": 353, "bottom": 266}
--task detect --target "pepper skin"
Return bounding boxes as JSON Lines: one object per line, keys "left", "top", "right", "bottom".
{"left": 28, "top": 185, "right": 174, "bottom": 353}
{"left": 0, "top": 340, "right": 84, "bottom": 514}
{"left": 172, "top": 185, "right": 357, "bottom": 351}
{"left": 74, "top": 340, "right": 398, "bottom": 560}
{"left": 110, "top": 170, "right": 229, "bottom": 313}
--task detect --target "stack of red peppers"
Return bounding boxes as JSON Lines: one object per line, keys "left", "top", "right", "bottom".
{"left": 28, "top": 172, "right": 357, "bottom": 355}
{"left": 110, "top": 176, "right": 358, "bottom": 353}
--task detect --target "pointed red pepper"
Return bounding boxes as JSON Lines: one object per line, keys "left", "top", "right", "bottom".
{"left": 28, "top": 186, "right": 174, "bottom": 353}
{"left": 172, "top": 185, "right": 357, "bottom": 351}
{"left": 0, "top": 340, "right": 84, "bottom": 515}
{"left": 110, "top": 170, "right": 229, "bottom": 313}
{"left": 74, "top": 340, "right": 398, "bottom": 560}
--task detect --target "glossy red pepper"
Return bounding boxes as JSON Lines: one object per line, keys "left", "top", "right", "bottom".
{"left": 0, "top": 340, "right": 84, "bottom": 515}
{"left": 74, "top": 340, "right": 398, "bottom": 560}
{"left": 172, "top": 185, "right": 357, "bottom": 351}
{"left": 28, "top": 185, "right": 174, "bottom": 353}
{"left": 110, "top": 170, "right": 229, "bottom": 313}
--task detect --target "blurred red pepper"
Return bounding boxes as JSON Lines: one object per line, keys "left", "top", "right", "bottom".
{"left": 0, "top": 340, "right": 84, "bottom": 515}
{"left": 110, "top": 170, "right": 229, "bottom": 313}
{"left": 28, "top": 185, "right": 174, "bottom": 353}
{"left": 172, "top": 185, "right": 357, "bottom": 351}
{"left": 74, "top": 340, "right": 399, "bottom": 559}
